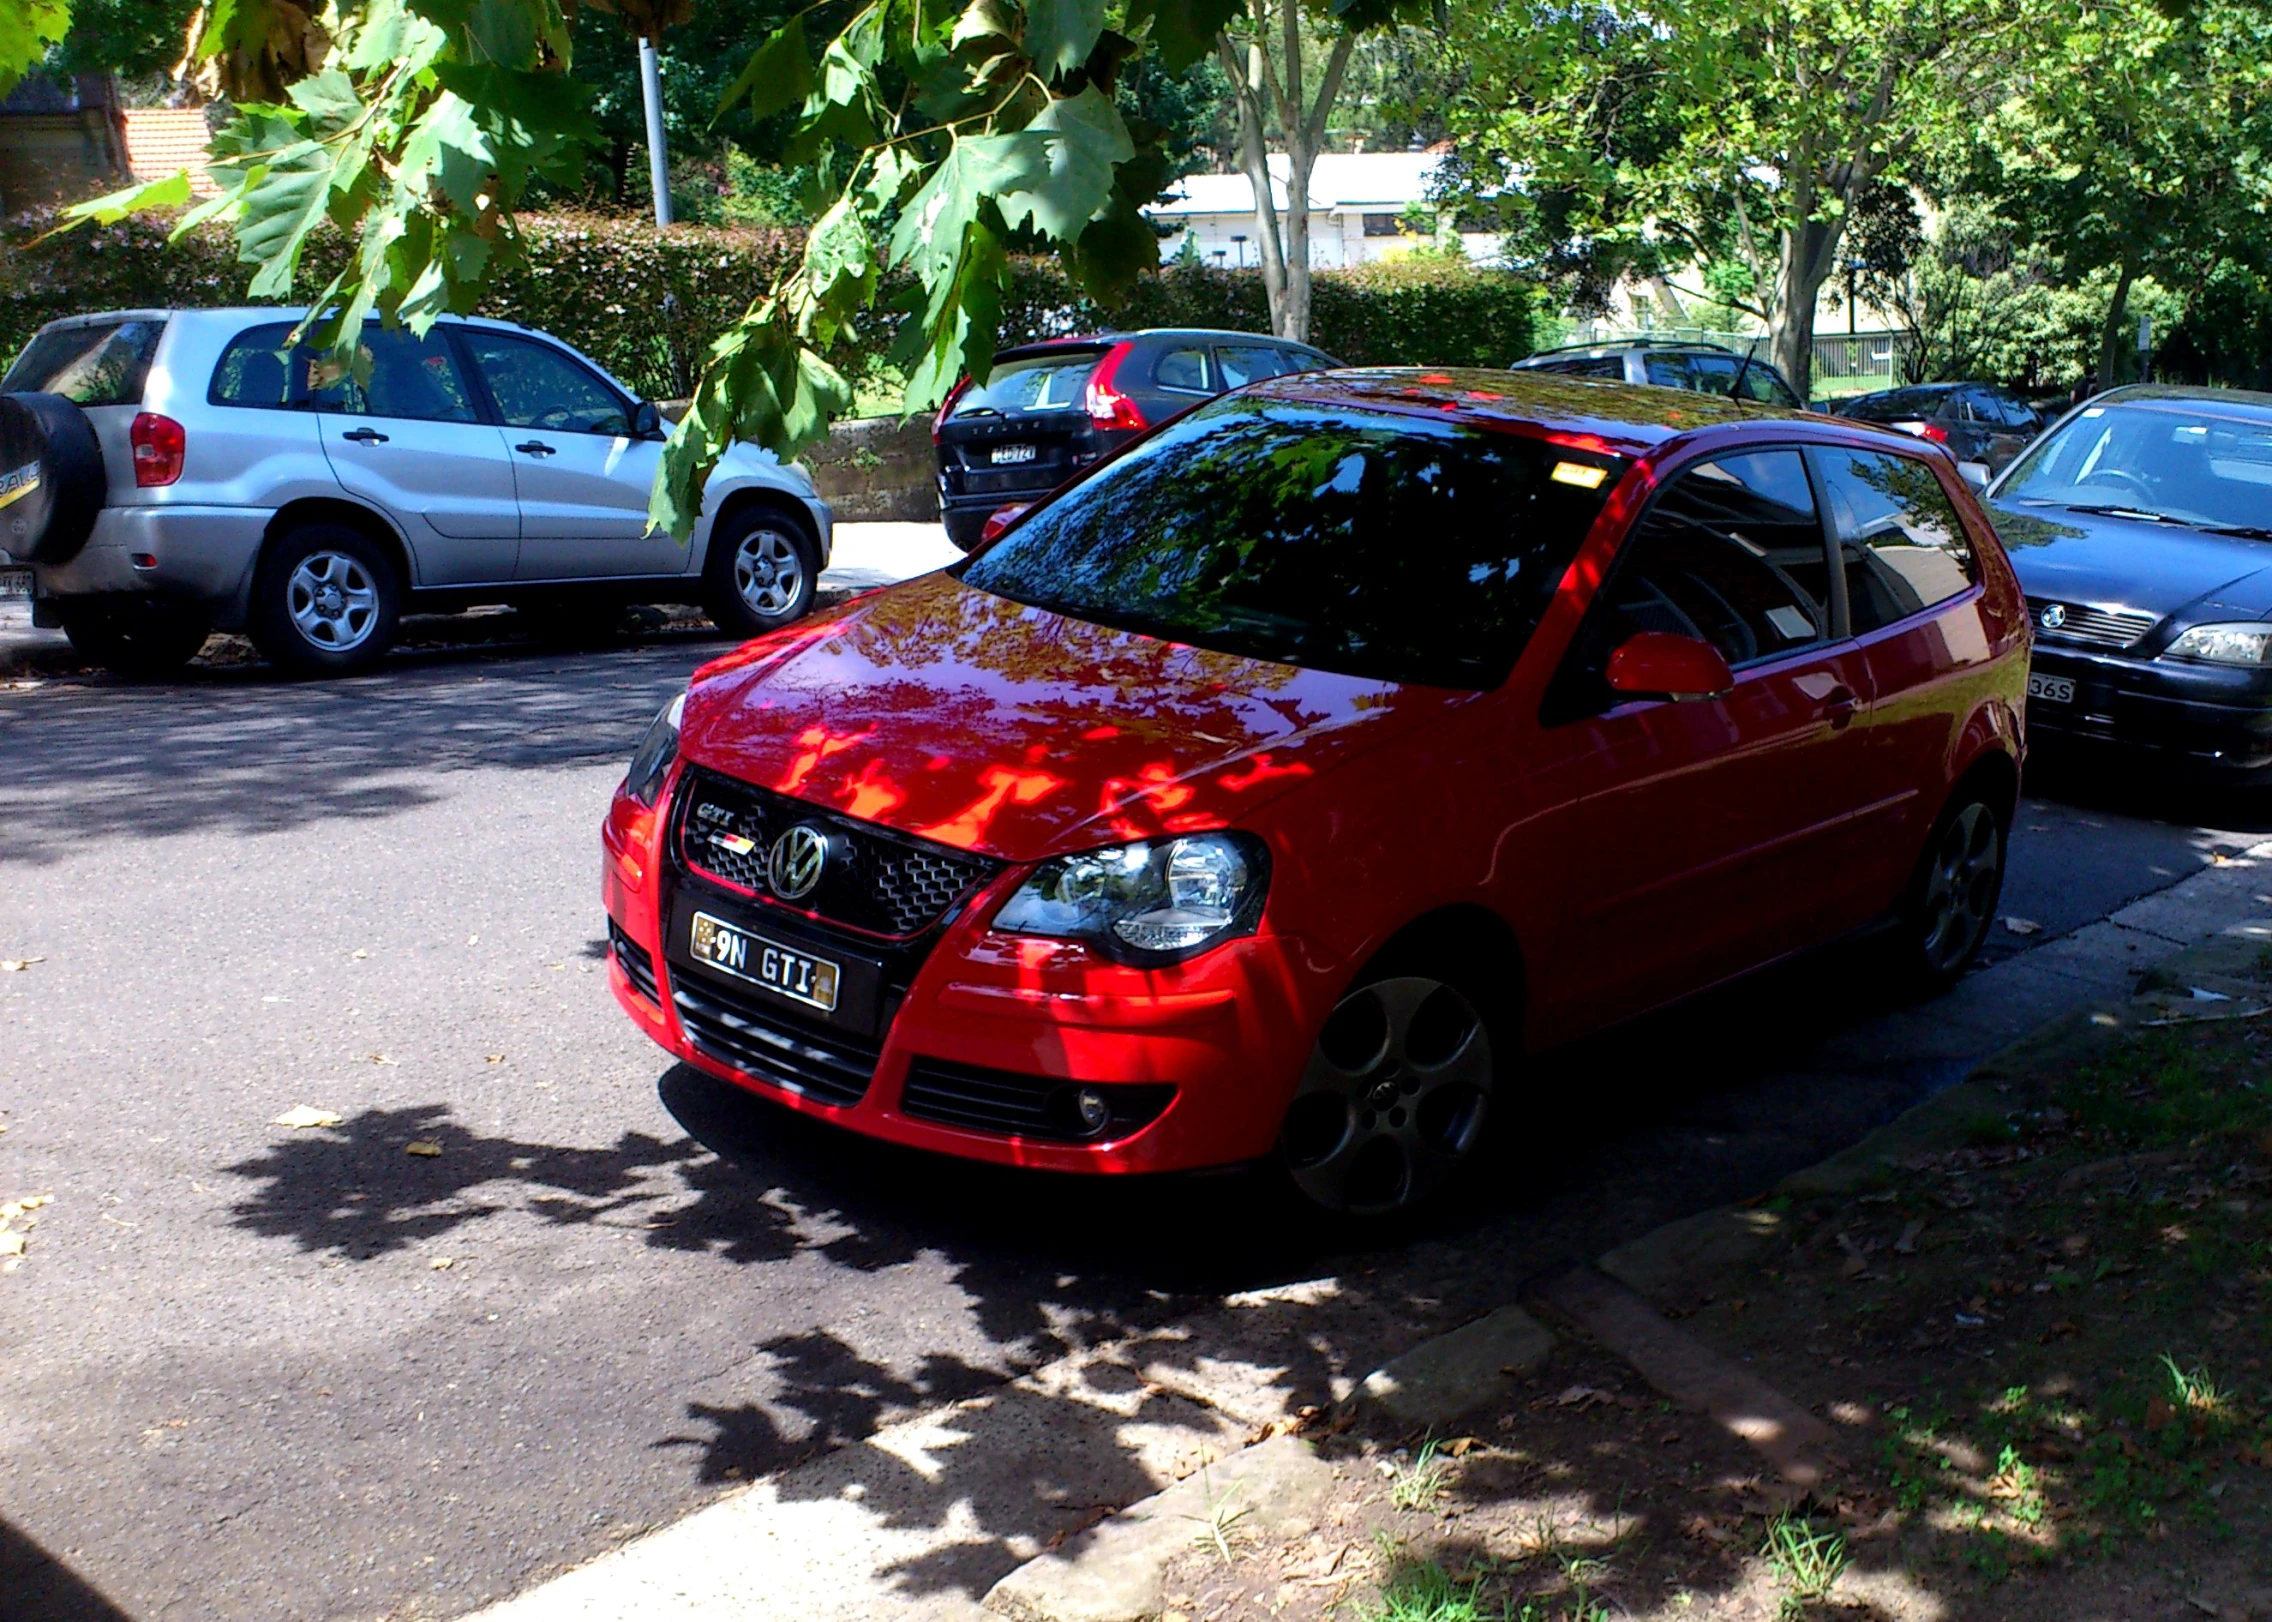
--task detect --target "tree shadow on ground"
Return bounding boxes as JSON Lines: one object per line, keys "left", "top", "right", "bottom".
{"left": 0, "top": 1515, "right": 137, "bottom": 1622}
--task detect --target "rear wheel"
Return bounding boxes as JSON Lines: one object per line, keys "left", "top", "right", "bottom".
{"left": 703, "top": 506, "right": 817, "bottom": 638}
{"left": 1278, "top": 971, "right": 1498, "bottom": 1217}
{"left": 250, "top": 523, "right": 400, "bottom": 677}
{"left": 59, "top": 600, "right": 210, "bottom": 678}
{"left": 1891, "top": 786, "right": 2009, "bottom": 993}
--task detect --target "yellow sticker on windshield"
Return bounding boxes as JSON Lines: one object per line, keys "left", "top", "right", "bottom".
{"left": 1551, "top": 461, "right": 1608, "bottom": 490}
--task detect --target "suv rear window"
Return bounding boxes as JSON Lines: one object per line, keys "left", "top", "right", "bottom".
{"left": 956, "top": 397, "right": 1625, "bottom": 688}
{"left": 951, "top": 352, "right": 1101, "bottom": 418}
{"left": 2, "top": 318, "right": 166, "bottom": 406}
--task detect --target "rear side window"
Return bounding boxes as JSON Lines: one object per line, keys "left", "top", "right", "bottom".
{"left": 1154, "top": 346, "right": 1210, "bottom": 393}
{"left": 952, "top": 353, "right": 1100, "bottom": 417}
{"left": 1594, "top": 451, "right": 1830, "bottom": 668}
{"left": 1643, "top": 354, "right": 1697, "bottom": 390}
{"left": 308, "top": 326, "right": 480, "bottom": 423}
{"left": 1216, "top": 345, "right": 1292, "bottom": 388}
{"left": 1525, "top": 357, "right": 1622, "bottom": 380}
{"left": 210, "top": 322, "right": 302, "bottom": 408}
{"left": 3, "top": 318, "right": 165, "bottom": 406}
{"left": 1810, "top": 447, "right": 1975, "bottom": 632}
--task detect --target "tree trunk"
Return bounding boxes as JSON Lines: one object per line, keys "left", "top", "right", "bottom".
{"left": 1217, "top": 4, "right": 1354, "bottom": 344}
{"left": 1220, "top": 32, "right": 1289, "bottom": 330}
{"left": 1767, "top": 214, "right": 1845, "bottom": 401}
{"left": 2098, "top": 263, "right": 2137, "bottom": 388}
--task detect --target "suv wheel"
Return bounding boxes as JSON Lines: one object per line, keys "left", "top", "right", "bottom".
{"left": 251, "top": 523, "right": 400, "bottom": 677}
{"left": 703, "top": 506, "right": 817, "bottom": 638}
{"left": 59, "top": 600, "right": 211, "bottom": 678}
{"left": 1890, "top": 784, "right": 2009, "bottom": 993}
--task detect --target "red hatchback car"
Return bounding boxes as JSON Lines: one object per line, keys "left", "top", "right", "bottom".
{"left": 603, "top": 370, "right": 2028, "bottom": 1217}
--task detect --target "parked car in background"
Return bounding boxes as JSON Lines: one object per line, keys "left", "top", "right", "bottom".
{"left": 1986, "top": 385, "right": 2272, "bottom": 779}
{"left": 1834, "top": 382, "right": 2048, "bottom": 476}
{"left": 933, "top": 330, "right": 1338, "bottom": 551}
{"left": 1508, "top": 340, "right": 1806, "bottom": 409}
{"left": 0, "top": 308, "right": 830, "bottom": 677}
{"left": 604, "top": 369, "right": 2027, "bottom": 1219}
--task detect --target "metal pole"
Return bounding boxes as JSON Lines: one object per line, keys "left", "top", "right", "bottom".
{"left": 639, "top": 36, "right": 673, "bottom": 228}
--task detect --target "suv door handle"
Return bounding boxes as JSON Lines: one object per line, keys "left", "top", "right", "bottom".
{"left": 340, "top": 426, "right": 389, "bottom": 444}
{"left": 515, "top": 440, "right": 556, "bottom": 457}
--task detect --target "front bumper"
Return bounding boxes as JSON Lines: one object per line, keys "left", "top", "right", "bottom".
{"left": 27, "top": 505, "right": 267, "bottom": 627}
{"left": 2027, "top": 642, "right": 2272, "bottom": 777}
{"left": 600, "top": 780, "right": 1314, "bottom": 1175}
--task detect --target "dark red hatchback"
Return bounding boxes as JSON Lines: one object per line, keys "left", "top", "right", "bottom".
{"left": 606, "top": 369, "right": 2028, "bottom": 1216}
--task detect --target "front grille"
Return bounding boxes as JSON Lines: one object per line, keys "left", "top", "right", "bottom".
{"left": 676, "top": 766, "right": 1001, "bottom": 940}
{"left": 2028, "top": 599, "right": 2159, "bottom": 650}
{"left": 673, "top": 977, "right": 879, "bottom": 1107}
{"left": 900, "top": 1057, "right": 1175, "bottom": 1143}
{"left": 609, "top": 922, "right": 659, "bottom": 1007}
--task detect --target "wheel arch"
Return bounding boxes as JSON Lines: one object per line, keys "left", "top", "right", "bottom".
{"left": 1948, "top": 743, "right": 2022, "bottom": 829}
{"left": 1352, "top": 902, "right": 1529, "bottom": 1044}
{"left": 254, "top": 497, "right": 416, "bottom": 608}
{"left": 704, "top": 484, "right": 824, "bottom": 571}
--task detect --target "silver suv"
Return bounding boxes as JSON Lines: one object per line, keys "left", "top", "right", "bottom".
{"left": 0, "top": 308, "right": 832, "bottom": 676}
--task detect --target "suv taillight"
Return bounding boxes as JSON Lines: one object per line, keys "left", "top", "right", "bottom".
{"left": 131, "top": 412, "right": 185, "bottom": 486}
{"left": 1084, "top": 342, "right": 1145, "bottom": 432}
{"left": 932, "top": 378, "right": 972, "bottom": 445}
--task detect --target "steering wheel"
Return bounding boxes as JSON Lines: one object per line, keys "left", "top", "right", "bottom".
{"left": 2091, "top": 467, "right": 2154, "bottom": 499}
{"left": 534, "top": 406, "right": 575, "bottom": 430}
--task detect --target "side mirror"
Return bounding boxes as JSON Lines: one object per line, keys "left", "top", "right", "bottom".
{"left": 630, "top": 400, "right": 663, "bottom": 439}
{"left": 1957, "top": 460, "right": 1990, "bottom": 490}
{"left": 1605, "top": 631, "right": 1735, "bottom": 701}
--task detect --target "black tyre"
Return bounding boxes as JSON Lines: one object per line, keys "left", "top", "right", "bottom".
{"left": 58, "top": 600, "right": 211, "bottom": 678}
{"left": 249, "top": 523, "right": 401, "bottom": 677}
{"left": 1890, "top": 783, "right": 2009, "bottom": 994}
{"left": 0, "top": 392, "right": 105, "bottom": 565}
{"left": 703, "top": 505, "right": 818, "bottom": 638}
{"left": 1277, "top": 962, "right": 1502, "bottom": 1218}
{"left": 942, "top": 508, "right": 989, "bottom": 553}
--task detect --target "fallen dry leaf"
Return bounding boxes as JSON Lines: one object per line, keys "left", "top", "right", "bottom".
{"left": 429, "top": 1256, "right": 454, "bottom": 1270}
{"left": 0, "top": 1232, "right": 23, "bottom": 1256}
{"left": 1447, "top": 1436, "right": 1479, "bottom": 1458}
{"left": 350, "top": 949, "right": 369, "bottom": 960}
{"left": 0, "top": 957, "right": 45, "bottom": 972}
{"left": 272, "top": 1106, "right": 343, "bottom": 1130}
{"left": 1895, "top": 1220, "right": 1925, "bottom": 1255}
{"left": 2001, "top": 916, "right": 2043, "bottom": 936}
{"left": 405, "top": 1140, "right": 443, "bottom": 1157}
{"left": 485, "top": 1054, "right": 505, "bottom": 1064}
{"left": 366, "top": 1053, "right": 397, "bottom": 1066}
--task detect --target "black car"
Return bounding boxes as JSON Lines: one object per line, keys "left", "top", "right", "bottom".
{"left": 1836, "top": 382, "right": 2047, "bottom": 475}
{"left": 1988, "top": 385, "right": 2272, "bottom": 778}
{"left": 934, "top": 330, "right": 1339, "bottom": 551}
{"left": 1507, "top": 339, "right": 1806, "bottom": 409}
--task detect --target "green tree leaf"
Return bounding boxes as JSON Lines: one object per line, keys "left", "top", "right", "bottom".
{"left": 715, "top": 13, "right": 814, "bottom": 125}
{"left": 1022, "top": 0, "right": 1106, "bottom": 76}
{"left": 996, "top": 85, "right": 1134, "bottom": 239}
{"left": 0, "top": 0, "right": 69, "bottom": 98}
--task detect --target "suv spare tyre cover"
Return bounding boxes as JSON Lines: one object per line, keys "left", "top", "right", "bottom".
{"left": 0, "top": 392, "right": 106, "bottom": 565}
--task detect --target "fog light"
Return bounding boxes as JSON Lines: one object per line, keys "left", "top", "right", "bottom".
{"left": 1075, "top": 1088, "right": 1111, "bottom": 1135}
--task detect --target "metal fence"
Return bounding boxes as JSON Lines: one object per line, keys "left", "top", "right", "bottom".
{"left": 1559, "top": 321, "right": 1914, "bottom": 388}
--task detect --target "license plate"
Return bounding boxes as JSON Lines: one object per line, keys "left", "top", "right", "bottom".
{"left": 2027, "top": 674, "right": 2074, "bottom": 703}
{"left": 688, "top": 911, "right": 841, "bottom": 1013}
{"left": 989, "top": 443, "right": 1037, "bottom": 465}
{"left": 0, "top": 570, "right": 29, "bottom": 600}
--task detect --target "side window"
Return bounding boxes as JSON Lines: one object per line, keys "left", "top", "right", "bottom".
{"left": 1154, "top": 346, "right": 1210, "bottom": 393}
{"left": 1683, "top": 353, "right": 1741, "bottom": 397}
{"left": 209, "top": 323, "right": 301, "bottom": 409}
{"left": 1810, "top": 447, "right": 1977, "bottom": 632}
{"left": 1597, "top": 450, "right": 1829, "bottom": 664}
{"left": 461, "top": 331, "right": 631, "bottom": 435}
{"left": 308, "top": 326, "right": 480, "bottom": 423}
{"left": 1643, "top": 354, "right": 1702, "bottom": 390}
{"left": 1530, "top": 357, "right": 1622, "bottom": 380}
{"left": 1216, "top": 345, "right": 1289, "bottom": 389}
{"left": 1991, "top": 392, "right": 2039, "bottom": 430}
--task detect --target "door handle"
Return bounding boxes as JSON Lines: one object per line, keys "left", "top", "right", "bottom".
{"left": 1823, "top": 685, "right": 1859, "bottom": 730}
{"left": 340, "top": 426, "right": 389, "bottom": 444}
{"left": 515, "top": 440, "right": 557, "bottom": 457}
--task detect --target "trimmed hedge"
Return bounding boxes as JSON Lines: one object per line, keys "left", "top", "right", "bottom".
{"left": 3, "top": 213, "right": 1533, "bottom": 400}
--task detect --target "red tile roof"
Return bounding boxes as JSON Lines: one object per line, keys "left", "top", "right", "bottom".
{"left": 124, "top": 108, "right": 220, "bottom": 199}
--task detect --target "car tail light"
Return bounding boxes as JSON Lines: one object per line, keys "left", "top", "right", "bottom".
{"left": 1084, "top": 342, "right": 1146, "bottom": 432}
{"left": 931, "top": 378, "right": 972, "bottom": 444}
{"left": 131, "top": 412, "right": 185, "bottom": 487}
{"left": 980, "top": 503, "right": 1030, "bottom": 545}
{"left": 1893, "top": 418, "right": 1949, "bottom": 444}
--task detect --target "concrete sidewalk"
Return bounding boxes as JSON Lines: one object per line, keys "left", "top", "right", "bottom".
{"left": 456, "top": 840, "right": 2272, "bottom": 1622}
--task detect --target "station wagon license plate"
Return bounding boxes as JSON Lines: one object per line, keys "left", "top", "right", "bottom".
{"left": 688, "top": 911, "right": 841, "bottom": 1013}
{"left": 2027, "top": 674, "right": 2074, "bottom": 704}
{"left": 989, "top": 443, "right": 1037, "bottom": 465}
{"left": 0, "top": 570, "right": 30, "bottom": 600}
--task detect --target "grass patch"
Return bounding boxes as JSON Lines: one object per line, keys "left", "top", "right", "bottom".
{"left": 1760, "top": 1511, "right": 1848, "bottom": 1615}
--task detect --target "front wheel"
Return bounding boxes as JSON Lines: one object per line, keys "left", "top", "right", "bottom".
{"left": 1891, "top": 788, "right": 2009, "bottom": 994}
{"left": 703, "top": 507, "right": 817, "bottom": 638}
{"left": 250, "top": 524, "right": 400, "bottom": 677}
{"left": 1277, "top": 972, "right": 1498, "bottom": 1217}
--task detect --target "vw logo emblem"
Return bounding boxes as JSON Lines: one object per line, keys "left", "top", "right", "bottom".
{"left": 2039, "top": 603, "right": 2067, "bottom": 631}
{"left": 768, "top": 824, "right": 829, "bottom": 901}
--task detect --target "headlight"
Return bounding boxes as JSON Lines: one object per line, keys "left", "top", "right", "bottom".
{"left": 991, "top": 832, "right": 1268, "bottom": 963}
{"left": 624, "top": 692, "right": 685, "bottom": 806}
{"left": 2164, "top": 623, "right": 2272, "bottom": 666}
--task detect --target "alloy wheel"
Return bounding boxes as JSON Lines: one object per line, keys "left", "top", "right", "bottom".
{"left": 1280, "top": 975, "right": 1494, "bottom": 1216}
{"left": 1919, "top": 802, "right": 2001, "bottom": 975}
{"left": 733, "top": 527, "right": 806, "bottom": 618}
{"left": 286, "top": 550, "right": 380, "bottom": 652}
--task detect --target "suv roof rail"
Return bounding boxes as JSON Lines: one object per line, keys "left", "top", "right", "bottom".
{"left": 1520, "top": 337, "right": 1753, "bottom": 359}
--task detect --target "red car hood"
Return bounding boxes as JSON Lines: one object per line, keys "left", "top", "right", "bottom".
{"left": 679, "top": 573, "right": 1473, "bottom": 864}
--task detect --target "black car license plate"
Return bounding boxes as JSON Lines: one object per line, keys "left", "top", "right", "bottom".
{"left": 2027, "top": 673, "right": 2074, "bottom": 704}
{"left": 0, "top": 569, "right": 30, "bottom": 600}
{"left": 990, "top": 443, "right": 1037, "bottom": 465}
{"left": 689, "top": 911, "right": 840, "bottom": 1013}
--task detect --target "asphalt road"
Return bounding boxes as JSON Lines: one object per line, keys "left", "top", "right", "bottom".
{"left": 2, "top": 588, "right": 2267, "bottom": 1622}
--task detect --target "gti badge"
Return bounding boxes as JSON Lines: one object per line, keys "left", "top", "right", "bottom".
{"left": 768, "top": 824, "right": 829, "bottom": 901}
{"left": 2038, "top": 603, "right": 2067, "bottom": 631}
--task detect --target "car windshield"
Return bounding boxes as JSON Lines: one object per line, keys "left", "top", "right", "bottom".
{"left": 2, "top": 318, "right": 166, "bottom": 406}
{"left": 1997, "top": 400, "right": 2272, "bottom": 533}
{"left": 954, "top": 398, "right": 1626, "bottom": 688}
{"left": 950, "top": 353, "right": 1101, "bottom": 418}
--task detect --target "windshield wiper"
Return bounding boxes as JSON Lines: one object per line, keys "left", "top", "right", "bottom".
{"left": 2201, "top": 524, "right": 2272, "bottom": 542}
{"left": 2062, "top": 503, "right": 2183, "bottom": 524}
{"left": 2062, "top": 504, "right": 2272, "bottom": 542}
